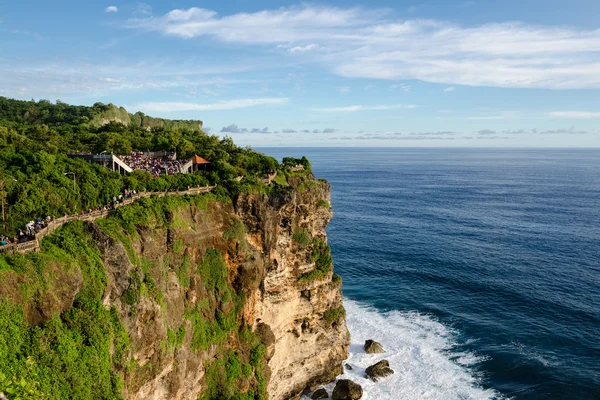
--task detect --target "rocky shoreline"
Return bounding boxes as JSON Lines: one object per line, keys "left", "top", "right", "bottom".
{"left": 307, "top": 340, "right": 396, "bottom": 400}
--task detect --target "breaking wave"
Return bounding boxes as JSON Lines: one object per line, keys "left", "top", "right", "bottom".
{"left": 303, "top": 299, "right": 502, "bottom": 400}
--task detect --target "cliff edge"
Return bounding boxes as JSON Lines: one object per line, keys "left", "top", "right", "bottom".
{"left": 0, "top": 174, "right": 349, "bottom": 400}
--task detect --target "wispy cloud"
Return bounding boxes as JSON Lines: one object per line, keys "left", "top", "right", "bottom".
{"left": 469, "top": 111, "right": 517, "bottom": 120}
{"left": 391, "top": 84, "right": 411, "bottom": 92}
{"left": 133, "top": 98, "right": 288, "bottom": 112}
{"left": 288, "top": 44, "right": 319, "bottom": 53}
{"left": 443, "top": 86, "right": 455, "bottom": 92}
{"left": 0, "top": 60, "right": 261, "bottom": 97}
{"left": 134, "top": 2, "right": 152, "bottom": 17}
{"left": 128, "top": 5, "right": 600, "bottom": 89}
{"left": 314, "top": 104, "right": 417, "bottom": 112}
{"left": 337, "top": 86, "right": 350, "bottom": 94}
{"left": 548, "top": 111, "right": 600, "bottom": 119}
{"left": 540, "top": 127, "right": 588, "bottom": 134}
{"left": 105, "top": 6, "right": 119, "bottom": 13}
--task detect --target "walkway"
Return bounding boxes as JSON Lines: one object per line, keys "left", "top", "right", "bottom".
{"left": 0, "top": 186, "right": 215, "bottom": 255}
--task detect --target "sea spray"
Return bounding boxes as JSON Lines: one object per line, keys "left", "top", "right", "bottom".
{"left": 303, "top": 299, "right": 501, "bottom": 400}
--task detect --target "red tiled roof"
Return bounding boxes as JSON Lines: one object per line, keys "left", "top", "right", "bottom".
{"left": 192, "top": 155, "right": 210, "bottom": 165}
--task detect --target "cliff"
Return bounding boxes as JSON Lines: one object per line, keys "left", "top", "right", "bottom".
{"left": 0, "top": 175, "right": 349, "bottom": 400}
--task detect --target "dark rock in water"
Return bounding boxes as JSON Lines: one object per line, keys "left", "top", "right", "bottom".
{"left": 332, "top": 379, "right": 363, "bottom": 400}
{"left": 312, "top": 388, "right": 329, "bottom": 399}
{"left": 344, "top": 363, "right": 353, "bottom": 370}
{"left": 365, "top": 360, "right": 394, "bottom": 382}
{"left": 364, "top": 339, "right": 385, "bottom": 354}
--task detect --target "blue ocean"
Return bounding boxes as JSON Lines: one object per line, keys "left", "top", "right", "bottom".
{"left": 261, "top": 148, "right": 600, "bottom": 400}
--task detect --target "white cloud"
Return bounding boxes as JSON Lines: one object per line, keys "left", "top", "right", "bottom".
{"left": 127, "top": 5, "right": 600, "bottom": 89}
{"left": 391, "top": 84, "right": 411, "bottom": 92}
{"left": 105, "top": 6, "right": 118, "bottom": 13}
{"left": 315, "top": 104, "right": 417, "bottom": 112}
{"left": 289, "top": 44, "right": 319, "bottom": 53}
{"left": 133, "top": 98, "right": 288, "bottom": 112}
{"left": 548, "top": 111, "right": 600, "bottom": 119}
{"left": 443, "top": 86, "right": 455, "bottom": 92}
{"left": 337, "top": 86, "right": 350, "bottom": 94}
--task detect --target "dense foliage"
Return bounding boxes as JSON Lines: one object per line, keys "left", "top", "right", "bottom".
{"left": 0, "top": 97, "right": 280, "bottom": 235}
{"left": 0, "top": 97, "right": 320, "bottom": 399}
{"left": 0, "top": 221, "right": 128, "bottom": 399}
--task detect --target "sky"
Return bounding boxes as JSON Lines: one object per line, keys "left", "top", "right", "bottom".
{"left": 1, "top": 0, "right": 599, "bottom": 147}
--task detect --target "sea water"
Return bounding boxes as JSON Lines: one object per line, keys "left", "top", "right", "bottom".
{"left": 259, "top": 148, "right": 600, "bottom": 399}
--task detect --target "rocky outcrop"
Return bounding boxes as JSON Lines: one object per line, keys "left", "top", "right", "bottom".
{"left": 312, "top": 388, "right": 329, "bottom": 399}
{"left": 332, "top": 380, "right": 363, "bottom": 400}
{"left": 236, "top": 176, "right": 350, "bottom": 399}
{"left": 364, "top": 339, "right": 385, "bottom": 354}
{"left": 365, "top": 360, "right": 394, "bottom": 382}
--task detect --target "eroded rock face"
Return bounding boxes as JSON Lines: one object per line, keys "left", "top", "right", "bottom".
{"left": 4, "top": 175, "right": 348, "bottom": 400}
{"left": 94, "top": 175, "right": 349, "bottom": 400}
{"left": 365, "top": 360, "right": 394, "bottom": 382}
{"left": 364, "top": 340, "right": 385, "bottom": 354}
{"left": 237, "top": 177, "right": 350, "bottom": 400}
{"left": 332, "top": 380, "right": 363, "bottom": 400}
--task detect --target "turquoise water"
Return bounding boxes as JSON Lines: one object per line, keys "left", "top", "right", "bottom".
{"left": 261, "top": 148, "right": 600, "bottom": 399}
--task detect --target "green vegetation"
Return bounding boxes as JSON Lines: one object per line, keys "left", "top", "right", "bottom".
{"left": 272, "top": 172, "right": 288, "bottom": 186}
{"left": 0, "top": 97, "right": 319, "bottom": 400}
{"left": 0, "top": 221, "right": 128, "bottom": 399}
{"left": 298, "top": 236, "right": 333, "bottom": 282}
{"left": 292, "top": 228, "right": 311, "bottom": 248}
{"left": 166, "top": 325, "right": 186, "bottom": 349}
{"left": 322, "top": 306, "right": 346, "bottom": 326}
{"left": 282, "top": 156, "right": 312, "bottom": 173}
{"left": 317, "top": 200, "right": 330, "bottom": 208}
{"left": 224, "top": 220, "right": 248, "bottom": 251}
{"left": 0, "top": 97, "right": 281, "bottom": 237}
{"left": 200, "top": 350, "right": 260, "bottom": 400}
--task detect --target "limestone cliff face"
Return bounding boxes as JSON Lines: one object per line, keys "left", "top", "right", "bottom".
{"left": 91, "top": 176, "right": 348, "bottom": 400}
{"left": 236, "top": 177, "right": 349, "bottom": 400}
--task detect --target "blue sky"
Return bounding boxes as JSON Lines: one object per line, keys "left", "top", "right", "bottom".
{"left": 1, "top": 0, "right": 599, "bottom": 147}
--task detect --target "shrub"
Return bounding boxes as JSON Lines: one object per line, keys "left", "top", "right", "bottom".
{"left": 298, "top": 237, "right": 333, "bottom": 282}
{"left": 224, "top": 220, "right": 247, "bottom": 251}
{"left": 323, "top": 306, "right": 346, "bottom": 326}
{"left": 292, "top": 228, "right": 310, "bottom": 248}
{"left": 317, "top": 200, "right": 330, "bottom": 209}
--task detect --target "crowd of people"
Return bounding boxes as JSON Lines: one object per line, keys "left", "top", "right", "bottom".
{"left": 120, "top": 152, "right": 185, "bottom": 177}
{"left": 0, "top": 188, "right": 140, "bottom": 249}
{"left": 0, "top": 216, "right": 53, "bottom": 247}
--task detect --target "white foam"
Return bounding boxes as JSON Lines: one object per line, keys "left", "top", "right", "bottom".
{"left": 303, "top": 299, "right": 502, "bottom": 400}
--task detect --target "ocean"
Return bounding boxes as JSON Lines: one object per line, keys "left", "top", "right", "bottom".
{"left": 259, "top": 148, "right": 600, "bottom": 400}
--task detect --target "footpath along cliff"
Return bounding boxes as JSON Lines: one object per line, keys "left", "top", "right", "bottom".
{"left": 0, "top": 173, "right": 349, "bottom": 400}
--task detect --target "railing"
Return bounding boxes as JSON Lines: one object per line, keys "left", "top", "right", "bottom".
{"left": 181, "top": 159, "right": 193, "bottom": 174}
{"left": 261, "top": 171, "right": 278, "bottom": 185}
{"left": 0, "top": 186, "right": 215, "bottom": 255}
{"left": 110, "top": 154, "right": 133, "bottom": 173}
